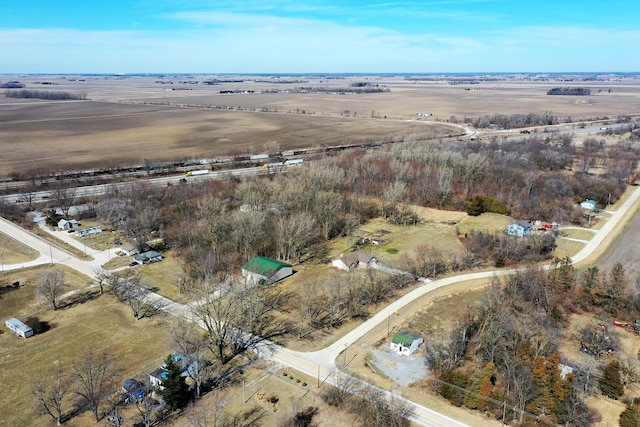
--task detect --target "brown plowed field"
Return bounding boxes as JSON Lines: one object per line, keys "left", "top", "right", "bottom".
{"left": 2, "top": 74, "right": 640, "bottom": 175}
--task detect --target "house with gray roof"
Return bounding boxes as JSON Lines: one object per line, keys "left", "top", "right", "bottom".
{"left": 134, "top": 250, "right": 162, "bottom": 264}
{"left": 57, "top": 219, "right": 78, "bottom": 230}
{"left": 332, "top": 250, "right": 378, "bottom": 271}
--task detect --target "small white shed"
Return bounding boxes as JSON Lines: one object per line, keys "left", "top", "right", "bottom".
{"left": 5, "top": 318, "right": 34, "bottom": 338}
{"left": 57, "top": 219, "right": 78, "bottom": 230}
{"left": 390, "top": 331, "right": 423, "bottom": 356}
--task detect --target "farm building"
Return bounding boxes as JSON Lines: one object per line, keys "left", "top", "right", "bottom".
{"left": 134, "top": 251, "right": 163, "bottom": 264}
{"left": 389, "top": 331, "right": 423, "bottom": 356}
{"left": 507, "top": 221, "right": 532, "bottom": 238}
{"left": 5, "top": 317, "right": 34, "bottom": 338}
{"left": 332, "top": 250, "right": 378, "bottom": 271}
{"left": 580, "top": 199, "right": 597, "bottom": 210}
{"left": 57, "top": 219, "right": 78, "bottom": 230}
{"left": 75, "top": 226, "right": 102, "bottom": 237}
{"left": 242, "top": 256, "right": 293, "bottom": 285}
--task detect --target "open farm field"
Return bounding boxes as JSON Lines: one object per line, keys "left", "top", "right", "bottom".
{"left": 595, "top": 192, "right": 640, "bottom": 282}
{"left": 0, "top": 100, "right": 439, "bottom": 175}
{"left": 2, "top": 74, "right": 640, "bottom": 177}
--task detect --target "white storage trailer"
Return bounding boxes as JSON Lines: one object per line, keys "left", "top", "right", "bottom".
{"left": 5, "top": 317, "right": 34, "bottom": 338}
{"left": 185, "top": 170, "right": 209, "bottom": 177}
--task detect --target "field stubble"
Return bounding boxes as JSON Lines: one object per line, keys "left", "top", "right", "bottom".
{"left": 3, "top": 75, "right": 640, "bottom": 176}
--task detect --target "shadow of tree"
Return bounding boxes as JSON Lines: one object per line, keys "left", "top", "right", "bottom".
{"left": 62, "top": 289, "right": 102, "bottom": 309}
{"left": 25, "top": 316, "right": 53, "bottom": 334}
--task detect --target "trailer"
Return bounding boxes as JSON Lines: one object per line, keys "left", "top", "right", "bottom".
{"left": 5, "top": 318, "right": 34, "bottom": 338}
{"left": 185, "top": 170, "right": 209, "bottom": 177}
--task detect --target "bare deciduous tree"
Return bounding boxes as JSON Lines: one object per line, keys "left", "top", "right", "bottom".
{"left": 53, "top": 186, "right": 77, "bottom": 217}
{"left": 263, "top": 140, "right": 281, "bottom": 158}
{"left": 94, "top": 269, "right": 111, "bottom": 295}
{"left": 274, "top": 212, "right": 317, "bottom": 261}
{"left": 73, "top": 349, "right": 117, "bottom": 422}
{"left": 32, "top": 366, "right": 74, "bottom": 426}
{"left": 192, "top": 279, "right": 289, "bottom": 365}
{"left": 37, "top": 269, "right": 69, "bottom": 310}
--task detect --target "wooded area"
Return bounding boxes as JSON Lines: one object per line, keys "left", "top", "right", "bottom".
{"left": 424, "top": 259, "right": 640, "bottom": 426}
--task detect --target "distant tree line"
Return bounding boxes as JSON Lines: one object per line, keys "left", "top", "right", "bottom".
{"left": 471, "top": 112, "right": 559, "bottom": 129}
{"left": 350, "top": 82, "right": 381, "bottom": 88}
{"left": 4, "top": 89, "right": 86, "bottom": 100}
{"left": 547, "top": 87, "right": 591, "bottom": 96}
{"left": 293, "top": 86, "right": 389, "bottom": 94}
{"left": 0, "top": 81, "right": 25, "bottom": 88}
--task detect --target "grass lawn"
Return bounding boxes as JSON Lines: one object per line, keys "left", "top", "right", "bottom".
{"left": 137, "top": 255, "right": 185, "bottom": 302}
{"left": 70, "top": 226, "right": 123, "bottom": 251}
{"left": 0, "top": 264, "right": 93, "bottom": 315}
{"left": 560, "top": 228, "right": 596, "bottom": 241}
{"left": 104, "top": 253, "right": 133, "bottom": 270}
{"left": 0, "top": 287, "right": 173, "bottom": 427}
{"left": 0, "top": 231, "right": 38, "bottom": 264}
{"left": 554, "top": 239, "right": 585, "bottom": 260}
{"left": 326, "top": 210, "right": 512, "bottom": 270}
{"left": 456, "top": 212, "right": 512, "bottom": 235}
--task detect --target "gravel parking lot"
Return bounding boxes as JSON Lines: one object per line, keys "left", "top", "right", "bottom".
{"left": 370, "top": 348, "right": 429, "bottom": 387}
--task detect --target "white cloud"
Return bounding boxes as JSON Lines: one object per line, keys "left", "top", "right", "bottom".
{"left": 1, "top": 19, "right": 638, "bottom": 73}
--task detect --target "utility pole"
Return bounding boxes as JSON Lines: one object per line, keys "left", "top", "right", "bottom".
{"left": 343, "top": 343, "right": 348, "bottom": 366}
{"left": 387, "top": 314, "right": 390, "bottom": 336}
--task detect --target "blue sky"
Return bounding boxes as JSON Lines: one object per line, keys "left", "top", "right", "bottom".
{"left": 1, "top": 0, "right": 638, "bottom": 73}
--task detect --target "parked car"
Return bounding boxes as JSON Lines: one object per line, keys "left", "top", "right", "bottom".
{"left": 129, "top": 261, "right": 139, "bottom": 267}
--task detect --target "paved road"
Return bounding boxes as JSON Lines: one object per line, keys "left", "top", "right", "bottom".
{"left": 2, "top": 184, "right": 640, "bottom": 426}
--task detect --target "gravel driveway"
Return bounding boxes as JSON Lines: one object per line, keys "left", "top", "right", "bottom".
{"left": 370, "top": 348, "right": 429, "bottom": 387}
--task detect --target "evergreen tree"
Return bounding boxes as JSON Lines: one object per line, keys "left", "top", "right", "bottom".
{"left": 464, "top": 362, "right": 495, "bottom": 409}
{"left": 600, "top": 359, "right": 624, "bottom": 400}
{"left": 549, "top": 256, "right": 576, "bottom": 291}
{"left": 466, "top": 196, "right": 485, "bottom": 216}
{"left": 440, "top": 370, "right": 468, "bottom": 407}
{"left": 160, "top": 355, "right": 189, "bottom": 410}
{"left": 619, "top": 398, "right": 640, "bottom": 427}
